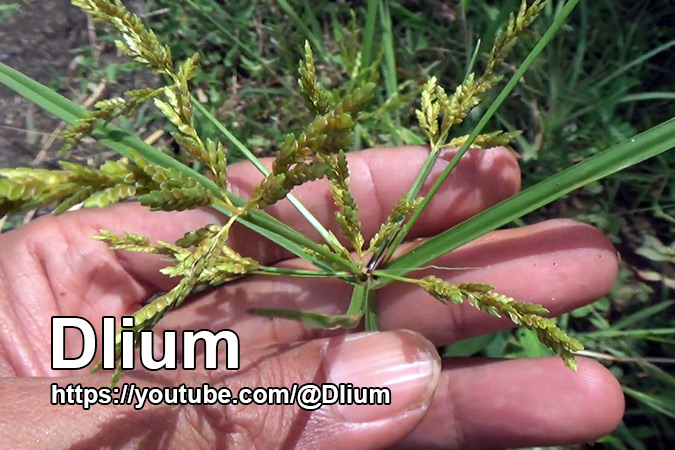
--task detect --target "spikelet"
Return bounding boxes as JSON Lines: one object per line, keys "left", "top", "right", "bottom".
{"left": 84, "top": 184, "right": 138, "bottom": 208}
{"left": 368, "top": 197, "right": 423, "bottom": 254}
{"left": 0, "top": 168, "right": 69, "bottom": 208}
{"left": 67, "top": 3, "right": 231, "bottom": 197}
{"left": 416, "top": 1, "right": 545, "bottom": 149}
{"left": 204, "top": 138, "right": 228, "bottom": 190}
{"left": 335, "top": 82, "right": 377, "bottom": 119}
{"left": 176, "top": 224, "right": 222, "bottom": 248}
{"left": 72, "top": 0, "right": 172, "bottom": 73}
{"left": 61, "top": 88, "right": 164, "bottom": 153}
{"left": 484, "top": 0, "right": 545, "bottom": 78}
{"left": 326, "top": 151, "right": 364, "bottom": 256}
{"left": 446, "top": 130, "right": 523, "bottom": 149}
{"left": 255, "top": 44, "right": 374, "bottom": 221}
{"left": 298, "top": 41, "right": 331, "bottom": 115}
{"left": 250, "top": 162, "right": 329, "bottom": 209}
{"left": 418, "top": 275, "right": 583, "bottom": 370}
{"left": 97, "top": 277, "right": 195, "bottom": 386}
{"left": 161, "top": 226, "right": 259, "bottom": 283}
{"left": 272, "top": 112, "right": 355, "bottom": 176}
{"left": 415, "top": 76, "right": 440, "bottom": 142}
{"left": 94, "top": 230, "right": 176, "bottom": 254}
{"left": 0, "top": 161, "right": 139, "bottom": 215}
{"left": 138, "top": 184, "right": 213, "bottom": 211}
{"left": 254, "top": 108, "right": 358, "bottom": 211}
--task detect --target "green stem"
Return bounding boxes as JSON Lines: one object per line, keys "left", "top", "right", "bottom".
{"left": 276, "top": 0, "right": 326, "bottom": 59}
{"left": 372, "top": 270, "right": 418, "bottom": 284}
{"left": 346, "top": 283, "right": 369, "bottom": 316}
{"left": 253, "top": 266, "right": 354, "bottom": 279}
{"left": 579, "top": 328, "right": 675, "bottom": 339}
{"left": 364, "top": 281, "right": 379, "bottom": 331}
{"left": 366, "top": 145, "right": 441, "bottom": 268}
{"left": 464, "top": 38, "right": 482, "bottom": 82}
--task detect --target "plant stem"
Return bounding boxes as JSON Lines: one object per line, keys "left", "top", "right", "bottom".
{"left": 253, "top": 266, "right": 354, "bottom": 279}
{"left": 372, "top": 270, "right": 418, "bottom": 284}
{"left": 346, "top": 283, "right": 368, "bottom": 316}
{"left": 379, "top": 0, "right": 399, "bottom": 132}
{"left": 365, "top": 144, "right": 441, "bottom": 268}
{"left": 276, "top": 0, "right": 326, "bottom": 59}
{"left": 364, "top": 281, "right": 379, "bottom": 331}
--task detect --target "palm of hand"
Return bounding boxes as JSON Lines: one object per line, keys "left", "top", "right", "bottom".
{"left": 0, "top": 147, "right": 624, "bottom": 449}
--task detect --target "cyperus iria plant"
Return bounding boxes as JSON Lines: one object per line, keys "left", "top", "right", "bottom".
{"left": 1, "top": 0, "right": 674, "bottom": 386}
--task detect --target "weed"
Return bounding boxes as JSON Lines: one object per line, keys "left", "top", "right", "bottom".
{"left": 0, "top": 2, "right": 674, "bottom": 445}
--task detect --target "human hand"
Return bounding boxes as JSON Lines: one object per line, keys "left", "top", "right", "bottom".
{"left": 0, "top": 146, "right": 624, "bottom": 449}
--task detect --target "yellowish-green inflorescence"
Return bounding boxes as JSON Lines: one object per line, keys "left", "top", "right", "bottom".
{"left": 0, "top": 0, "right": 582, "bottom": 385}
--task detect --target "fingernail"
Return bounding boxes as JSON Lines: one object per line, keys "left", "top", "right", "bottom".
{"left": 325, "top": 330, "right": 440, "bottom": 423}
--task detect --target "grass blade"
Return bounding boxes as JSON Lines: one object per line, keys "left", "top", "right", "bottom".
{"left": 597, "top": 38, "right": 675, "bottom": 90}
{"left": 623, "top": 387, "right": 675, "bottom": 420}
{"left": 276, "top": 0, "right": 326, "bottom": 59}
{"left": 361, "top": 0, "right": 379, "bottom": 70}
{"left": 609, "top": 300, "right": 675, "bottom": 331}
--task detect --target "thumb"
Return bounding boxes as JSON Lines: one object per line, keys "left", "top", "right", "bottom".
{"left": 0, "top": 331, "right": 439, "bottom": 449}
{"left": 211, "top": 329, "right": 441, "bottom": 449}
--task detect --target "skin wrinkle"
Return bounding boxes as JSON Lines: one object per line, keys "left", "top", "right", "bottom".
{"left": 70, "top": 209, "right": 175, "bottom": 297}
{"left": 36, "top": 217, "right": 147, "bottom": 370}
{"left": 396, "top": 358, "right": 624, "bottom": 449}
{"left": 29, "top": 241, "right": 61, "bottom": 372}
{"left": 178, "top": 406, "right": 218, "bottom": 450}
{"left": 222, "top": 364, "right": 281, "bottom": 447}
{"left": 0, "top": 264, "right": 17, "bottom": 376}
{"left": 3, "top": 240, "right": 51, "bottom": 376}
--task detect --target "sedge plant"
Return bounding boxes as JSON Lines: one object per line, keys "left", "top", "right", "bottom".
{"left": 1, "top": 0, "right": 675, "bottom": 387}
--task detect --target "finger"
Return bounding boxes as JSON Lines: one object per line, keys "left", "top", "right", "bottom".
{"left": 377, "top": 218, "right": 619, "bottom": 344}
{"left": 213, "top": 330, "right": 441, "bottom": 449}
{"left": 226, "top": 145, "right": 520, "bottom": 245}
{"left": 0, "top": 331, "right": 441, "bottom": 450}
{"left": 0, "top": 146, "right": 519, "bottom": 292}
{"left": 157, "top": 219, "right": 617, "bottom": 350}
{"left": 395, "top": 357, "right": 625, "bottom": 449}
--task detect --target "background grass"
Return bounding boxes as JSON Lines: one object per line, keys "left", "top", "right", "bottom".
{"left": 1, "top": 0, "right": 674, "bottom": 447}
